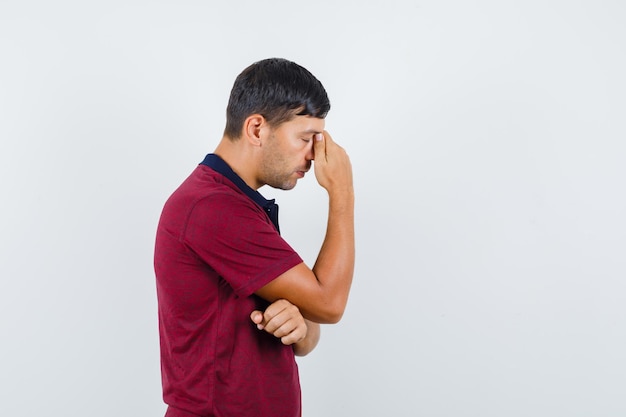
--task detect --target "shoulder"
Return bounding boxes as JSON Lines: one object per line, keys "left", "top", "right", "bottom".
{"left": 159, "top": 165, "right": 258, "bottom": 232}
{"left": 166, "top": 165, "right": 252, "bottom": 210}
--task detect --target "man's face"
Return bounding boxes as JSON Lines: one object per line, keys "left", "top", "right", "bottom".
{"left": 259, "top": 115, "right": 325, "bottom": 190}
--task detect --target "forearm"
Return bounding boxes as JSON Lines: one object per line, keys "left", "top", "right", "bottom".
{"left": 311, "top": 188, "right": 355, "bottom": 320}
{"left": 293, "top": 320, "right": 321, "bottom": 356}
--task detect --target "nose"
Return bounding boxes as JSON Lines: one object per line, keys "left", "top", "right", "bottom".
{"left": 305, "top": 141, "right": 315, "bottom": 161}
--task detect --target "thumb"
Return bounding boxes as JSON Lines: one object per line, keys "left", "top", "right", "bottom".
{"left": 250, "top": 310, "right": 264, "bottom": 329}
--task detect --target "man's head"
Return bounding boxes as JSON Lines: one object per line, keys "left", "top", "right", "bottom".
{"left": 223, "top": 58, "right": 330, "bottom": 139}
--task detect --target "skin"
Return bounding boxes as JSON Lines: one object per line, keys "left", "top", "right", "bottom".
{"left": 214, "top": 113, "right": 354, "bottom": 356}
{"left": 250, "top": 299, "right": 320, "bottom": 356}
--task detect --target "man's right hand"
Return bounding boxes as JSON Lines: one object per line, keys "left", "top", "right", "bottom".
{"left": 312, "top": 131, "right": 353, "bottom": 194}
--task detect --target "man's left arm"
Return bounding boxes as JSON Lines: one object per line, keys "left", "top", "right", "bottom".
{"left": 250, "top": 299, "right": 320, "bottom": 356}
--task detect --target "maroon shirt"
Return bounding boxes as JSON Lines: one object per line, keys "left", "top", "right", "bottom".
{"left": 154, "top": 162, "right": 304, "bottom": 417}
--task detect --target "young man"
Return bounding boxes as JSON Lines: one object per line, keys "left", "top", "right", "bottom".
{"left": 154, "top": 58, "right": 354, "bottom": 417}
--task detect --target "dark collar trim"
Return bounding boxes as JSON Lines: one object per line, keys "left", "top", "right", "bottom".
{"left": 199, "top": 153, "right": 280, "bottom": 233}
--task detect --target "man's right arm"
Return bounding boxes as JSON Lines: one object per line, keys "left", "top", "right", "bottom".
{"left": 255, "top": 131, "right": 355, "bottom": 324}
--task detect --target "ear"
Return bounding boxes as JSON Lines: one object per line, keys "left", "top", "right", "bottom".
{"left": 242, "top": 114, "right": 267, "bottom": 147}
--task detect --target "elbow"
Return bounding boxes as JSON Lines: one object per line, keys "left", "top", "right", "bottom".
{"left": 323, "top": 313, "right": 343, "bottom": 325}
{"left": 315, "top": 300, "right": 346, "bottom": 324}
{"left": 324, "top": 307, "right": 344, "bottom": 324}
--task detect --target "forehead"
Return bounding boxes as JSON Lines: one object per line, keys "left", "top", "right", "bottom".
{"left": 276, "top": 115, "right": 325, "bottom": 134}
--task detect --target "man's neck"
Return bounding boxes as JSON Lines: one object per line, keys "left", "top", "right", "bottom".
{"left": 213, "top": 136, "right": 262, "bottom": 190}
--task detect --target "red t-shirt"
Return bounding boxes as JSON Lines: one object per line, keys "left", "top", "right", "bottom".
{"left": 154, "top": 164, "right": 304, "bottom": 417}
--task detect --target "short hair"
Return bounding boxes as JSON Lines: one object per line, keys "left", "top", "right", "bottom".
{"left": 223, "top": 58, "right": 330, "bottom": 139}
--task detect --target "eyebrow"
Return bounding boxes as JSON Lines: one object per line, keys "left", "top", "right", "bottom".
{"left": 299, "top": 129, "right": 322, "bottom": 135}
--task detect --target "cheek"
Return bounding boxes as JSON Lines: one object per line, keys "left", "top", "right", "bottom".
{"left": 296, "top": 140, "right": 312, "bottom": 154}
{"left": 282, "top": 142, "right": 305, "bottom": 159}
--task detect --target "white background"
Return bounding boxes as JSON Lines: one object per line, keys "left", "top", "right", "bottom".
{"left": 1, "top": 1, "right": 625, "bottom": 416}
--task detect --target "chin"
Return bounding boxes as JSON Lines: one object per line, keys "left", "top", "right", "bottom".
{"left": 267, "top": 180, "right": 296, "bottom": 191}
{"left": 279, "top": 181, "right": 297, "bottom": 191}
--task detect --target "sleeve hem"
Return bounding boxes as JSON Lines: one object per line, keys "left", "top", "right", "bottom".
{"left": 236, "top": 253, "right": 304, "bottom": 297}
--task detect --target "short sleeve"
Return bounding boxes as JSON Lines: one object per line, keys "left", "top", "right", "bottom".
{"left": 182, "top": 191, "right": 303, "bottom": 297}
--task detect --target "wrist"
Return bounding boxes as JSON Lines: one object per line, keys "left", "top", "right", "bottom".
{"left": 327, "top": 185, "right": 354, "bottom": 201}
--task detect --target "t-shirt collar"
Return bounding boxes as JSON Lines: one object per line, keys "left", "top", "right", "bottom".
{"left": 200, "top": 153, "right": 280, "bottom": 233}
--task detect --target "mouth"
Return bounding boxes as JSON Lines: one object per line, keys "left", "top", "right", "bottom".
{"left": 296, "top": 164, "right": 311, "bottom": 178}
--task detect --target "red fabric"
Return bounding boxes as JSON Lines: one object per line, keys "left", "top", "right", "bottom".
{"left": 155, "top": 165, "right": 304, "bottom": 417}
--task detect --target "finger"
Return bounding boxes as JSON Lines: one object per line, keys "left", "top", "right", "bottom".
{"left": 261, "top": 299, "right": 289, "bottom": 322}
{"left": 269, "top": 317, "right": 298, "bottom": 338}
{"left": 313, "top": 132, "right": 326, "bottom": 162}
{"left": 262, "top": 306, "right": 296, "bottom": 334}
{"left": 257, "top": 299, "right": 290, "bottom": 332}
{"left": 281, "top": 333, "right": 305, "bottom": 346}
{"left": 322, "top": 131, "right": 345, "bottom": 156}
{"left": 322, "top": 130, "right": 333, "bottom": 143}
{"left": 250, "top": 310, "right": 264, "bottom": 329}
{"left": 280, "top": 322, "right": 307, "bottom": 345}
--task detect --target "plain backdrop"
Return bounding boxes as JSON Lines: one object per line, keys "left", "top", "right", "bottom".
{"left": 1, "top": 1, "right": 625, "bottom": 416}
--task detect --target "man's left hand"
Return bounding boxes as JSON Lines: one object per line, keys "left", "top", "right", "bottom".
{"left": 250, "top": 299, "right": 308, "bottom": 345}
